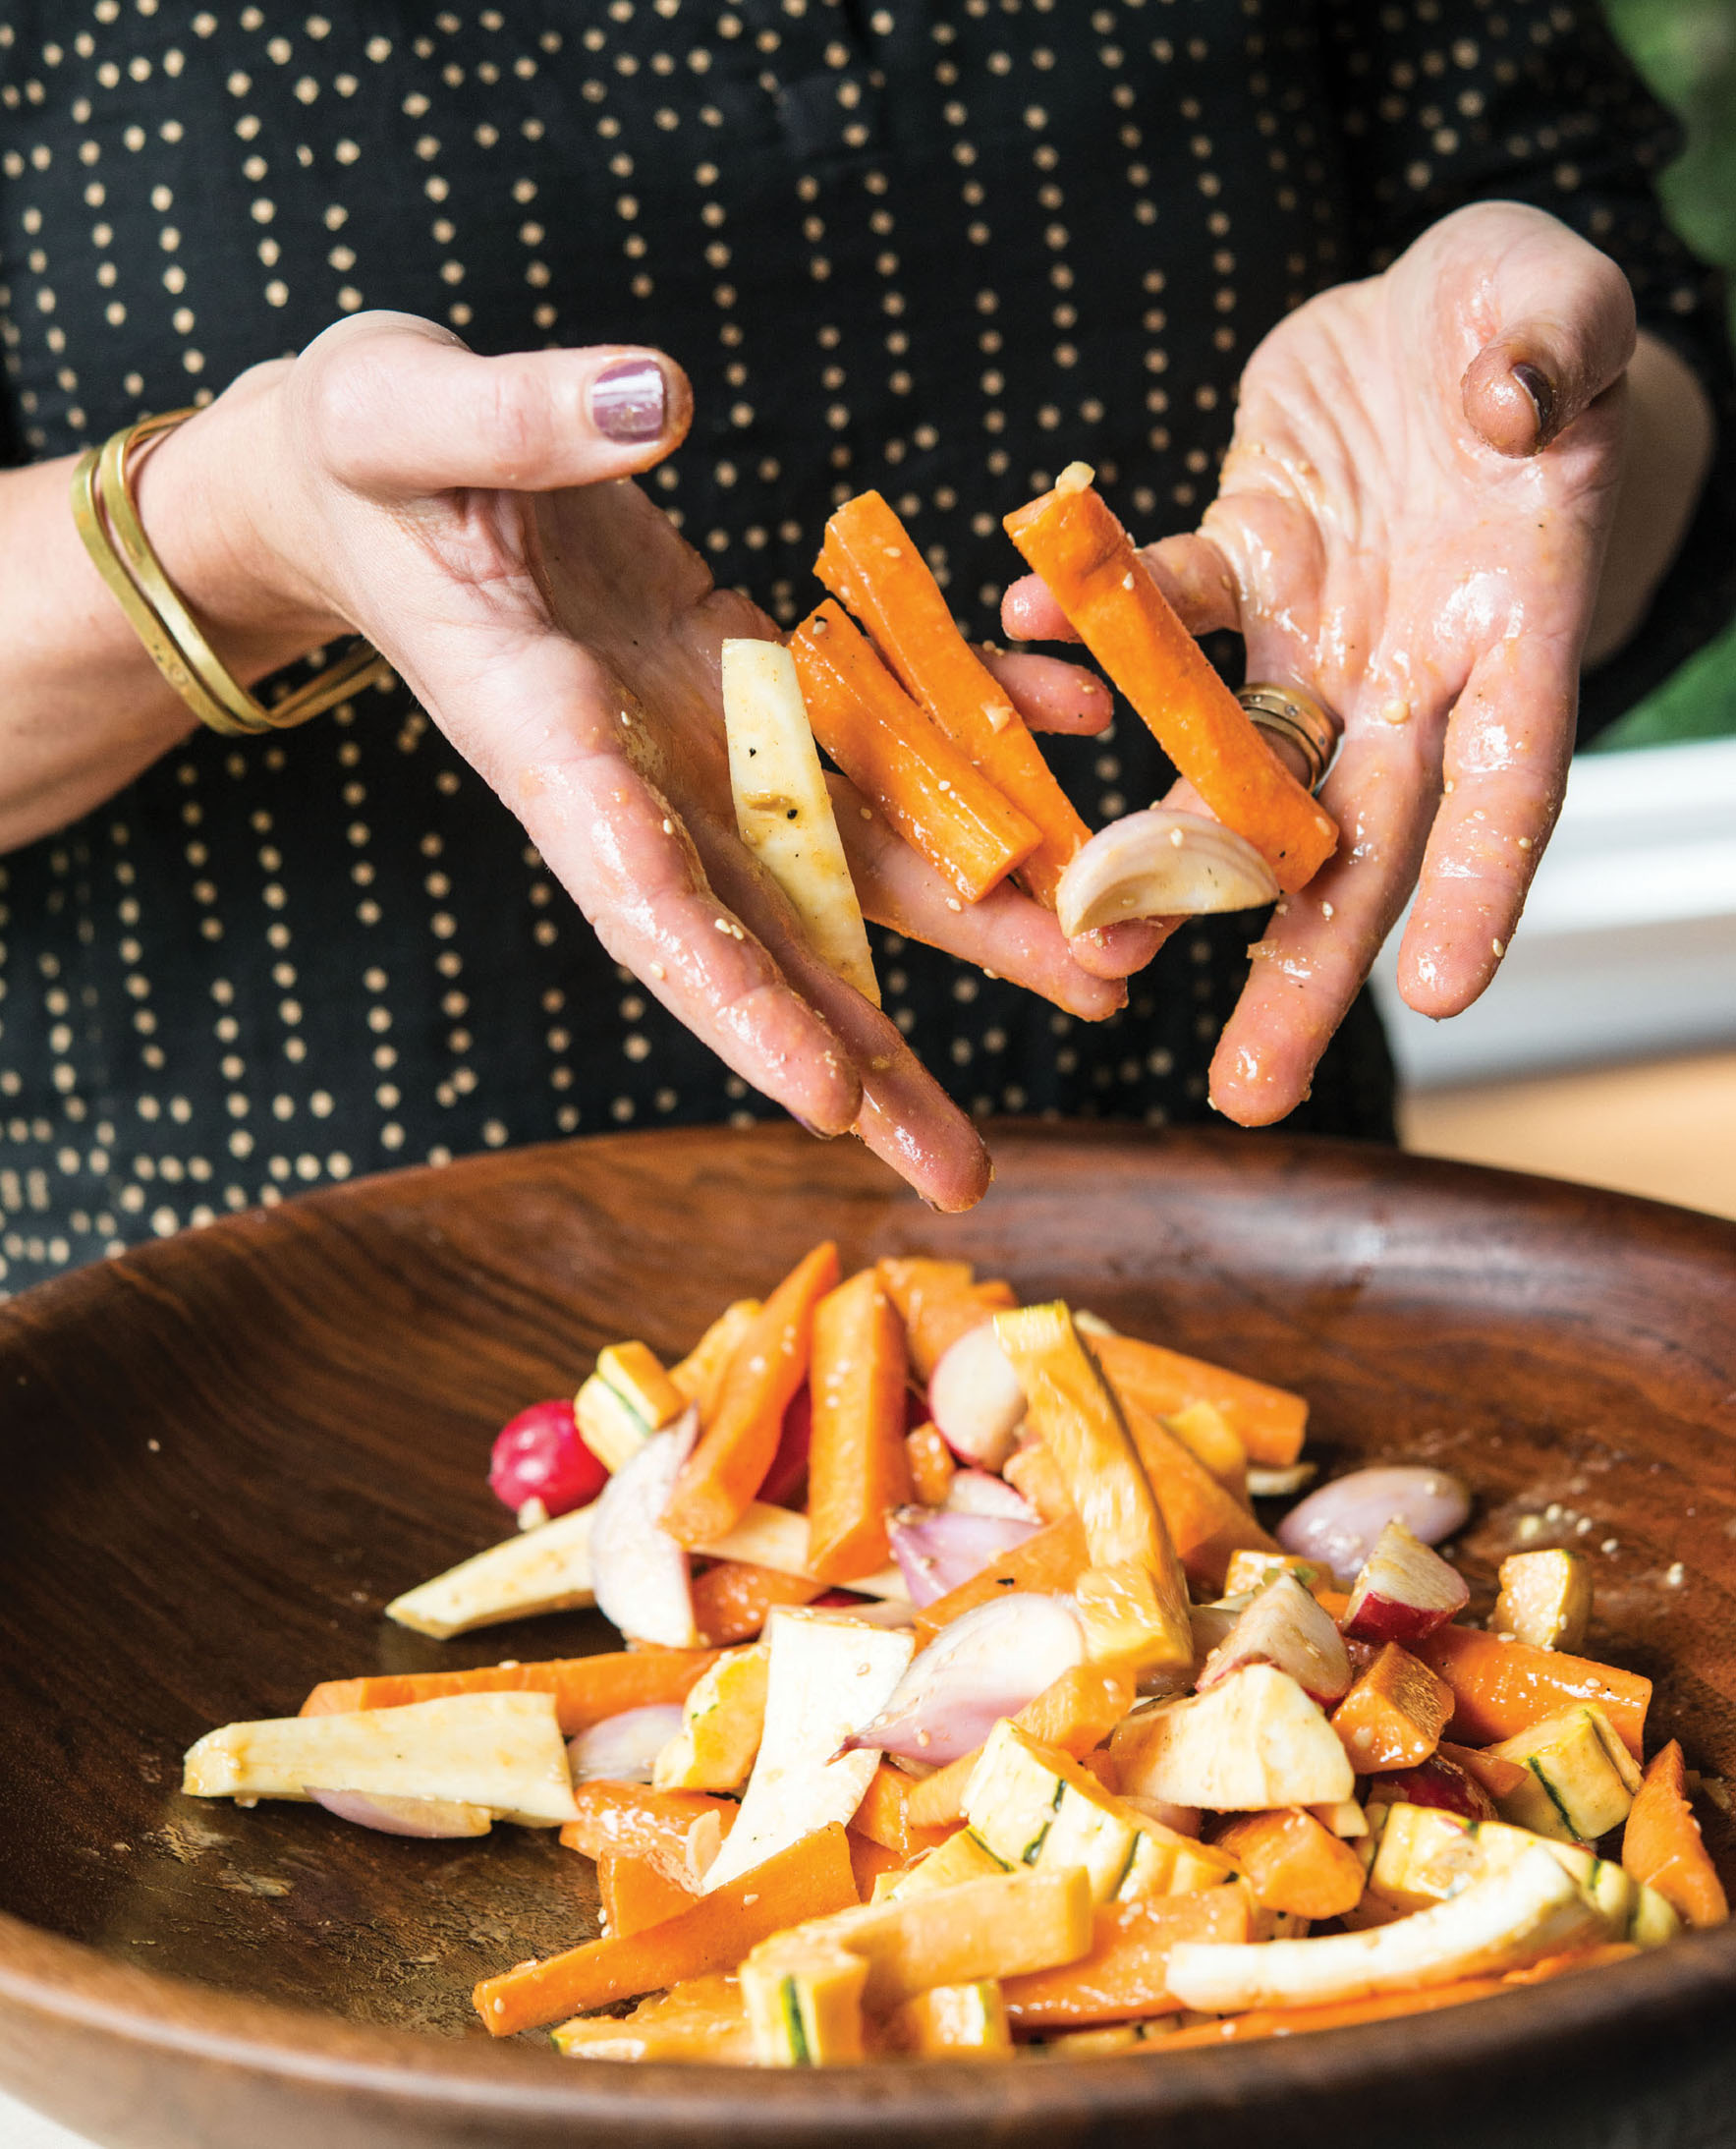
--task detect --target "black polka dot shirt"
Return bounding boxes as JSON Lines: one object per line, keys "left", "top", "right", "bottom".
{"left": 0, "top": 0, "right": 1727, "bottom": 1295}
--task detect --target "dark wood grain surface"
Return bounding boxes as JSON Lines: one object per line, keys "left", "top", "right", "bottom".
{"left": 0, "top": 1124, "right": 1732, "bottom": 2148}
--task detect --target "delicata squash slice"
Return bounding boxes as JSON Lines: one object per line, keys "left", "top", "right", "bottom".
{"left": 183, "top": 1249, "right": 1726, "bottom": 2066}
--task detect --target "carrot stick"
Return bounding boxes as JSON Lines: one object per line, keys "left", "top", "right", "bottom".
{"left": 692, "top": 1559, "right": 824, "bottom": 1647}
{"left": 475, "top": 1823, "right": 859, "bottom": 2037}
{"left": 905, "top": 1422, "right": 957, "bottom": 1506}
{"left": 1415, "top": 1625, "right": 1651, "bottom": 1760}
{"left": 669, "top": 1298, "right": 761, "bottom": 1422}
{"left": 1331, "top": 1642, "right": 1453, "bottom": 1773}
{"left": 1003, "top": 469, "right": 1338, "bottom": 892}
{"left": 806, "top": 1270, "right": 914, "bottom": 1585}
{"left": 1092, "top": 1331, "right": 1309, "bottom": 1468}
{"left": 597, "top": 1853, "right": 699, "bottom": 1941}
{"left": 1621, "top": 1739, "right": 1729, "bottom": 1926}
{"left": 662, "top": 1242, "right": 840, "bottom": 1548}
{"left": 874, "top": 1257, "right": 1015, "bottom": 1384}
{"left": 1002, "top": 1888, "right": 1251, "bottom": 2028}
{"left": 791, "top": 601, "right": 1038, "bottom": 903}
{"left": 913, "top": 1513, "right": 1091, "bottom": 1643}
{"left": 815, "top": 489, "right": 1089, "bottom": 907}
{"left": 1438, "top": 1738, "right": 1530, "bottom": 1802}
{"left": 559, "top": 1781, "right": 738, "bottom": 1886}
{"left": 1213, "top": 1808, "right": 1368, "bottom": 1919}
{"left": 299, "top": 1650, "right": 719, "bottom": 1737}
{"left": 1121, "top": 1397, "right": 1278, "bottom": 1592}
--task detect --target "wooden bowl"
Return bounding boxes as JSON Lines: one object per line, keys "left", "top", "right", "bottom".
{"left": 1, "top": 1124, "right": 1732, "bottom": 2149}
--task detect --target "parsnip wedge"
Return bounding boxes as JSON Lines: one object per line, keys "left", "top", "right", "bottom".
{"left": 1166, "top": 1845, "right": 1598, "bottom": 2013}
{"left": 701, "top": 1609, "right": 914, "bottom": 1891}
{"left": 1111, "top": 1665, "right": 1355, "bottom": 1810}
{"left": 386, "top": 1504, "right": 596, "bottom": 1639}
{"left": 724, "top": 637, "right": 879, "bottom": 1004}
{"left": 698, "top": 1500, "right": 909, "bottom": 1601}
{"left": 182, "top": 1691, "right": 580, "bottom": 1826}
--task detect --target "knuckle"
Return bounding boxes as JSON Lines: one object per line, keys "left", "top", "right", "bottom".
{"left": 479, "top": 365, "right": 555, "bottom": 481}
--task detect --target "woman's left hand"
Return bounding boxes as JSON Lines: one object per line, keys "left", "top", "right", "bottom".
{"left": 1005, "top": 200, "right": 1638, "bottom": 1123}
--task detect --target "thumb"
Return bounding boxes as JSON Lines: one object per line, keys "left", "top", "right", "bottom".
{"left": 1456, "top": 220, "right": 1636, "bottom": 457}
{"left": 297, "top": 312, "right": 694, "bottom": 494}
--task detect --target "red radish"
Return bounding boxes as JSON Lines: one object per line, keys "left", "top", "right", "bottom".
{"left": 760, "top": 1385, "right": 812, "bottom": 1508}
{"left": 588, "top": 1410, "right": 700, "bottom": 1649}
{"left": 1342, "top": 1518, "right": 1471, "bottom": 1645}
{"left": 843, "top": 1594, "right": 1085, "bottom": 1765}
{"left": 927, "top": 1321, "right": 1025, "bottom": 1471}
{"left": 887, "top": 1506, "right": 1040, "bottom": 1608}
{"left": 1277, "top": 1465, "right": 1470, "bottom": 1584}
{"left": 566, "top": 1704, "right": 687, "bottom": 1785}
{"left": 487, "top": 1398, "right": 606, "bottom": 1520}
{"left": 1369, "top": 1753, "right": 1496, "bottom": 1824}
{"left": 942, "top": 1469, "right": 1037, "bottom": 1522}
{"left": 1196, "top": 1571, "right": 1353, "bottom": 1708}
{"left": 308, "top": 1789, "right": 491, "bottom": 1838}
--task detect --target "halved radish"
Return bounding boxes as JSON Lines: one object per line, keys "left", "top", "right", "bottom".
{"left": 927, "top": 1321, "right": 1026, "bottom": 1471}
{"left": 1342, "top": 1519, "right": 1470, "bottom": 1646}
{"left": 1197, "top": 1571, "right": 1353, "bottom": 1707}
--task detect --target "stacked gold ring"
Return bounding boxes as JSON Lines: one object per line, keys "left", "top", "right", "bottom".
{"left": 1237, "top": 681, "right": 1339, "bottom": 794}
{"left": 71, "top": 409, "right": 387, "bottom": 737}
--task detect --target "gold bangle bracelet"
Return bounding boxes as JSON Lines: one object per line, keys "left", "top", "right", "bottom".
{"left": 71, "top": 409, "right": 388, "bottom": 738}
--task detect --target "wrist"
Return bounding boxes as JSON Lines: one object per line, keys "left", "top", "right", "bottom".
{"left": 131, "top": 363, "right": 352, "bottom": 685}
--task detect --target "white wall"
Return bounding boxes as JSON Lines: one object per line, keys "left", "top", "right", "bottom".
{"left": 1370, "top": 737, "right": 1736, "bottom": 1090}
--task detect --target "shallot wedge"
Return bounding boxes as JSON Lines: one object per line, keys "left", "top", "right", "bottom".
{"left": 1342, "top": 1518, "right": 1471, "bottom": 1645}
{"left": 567, "top": 1704, "right": 689, "bottom": 1785}
{"left": 1277, "top": 1465, "right": 1471, "bottom": 1585}
{"left": 888, "top": 1506, "right": 1041, "bottom": 1608}
{"left": 943, "top": 1469, "right": 1038, "bottom": 1522}
{"left": 1055, "top": 808, "right": 1280, "bottom": 936}
{"left": 843, "top": 1594, "right": 1086, "bottom": 1766}
{"left": 308, "top": 1788, "right": 493, "bottom": 1838}
{"left": 588, "top": 1409, "right": 701, "bottom": 1649}
{"left": 927, "top": 1321, "right": 1026, "bottom": 1470}
{"left": 1197, "top": 1571, "right": 1353, "bottom": 1707}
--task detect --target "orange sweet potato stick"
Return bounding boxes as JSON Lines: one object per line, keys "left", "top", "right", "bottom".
{"left": 806, "top": 1269, "right": 915, "bottom": 1585}
{"left": 1621, "top": 1739, "right": 1729, "bottom": 1927}
{"left": 662, "top": 1241, "right": 840, "bottom": 1549}
{"left": 1121, "top": 1398, "right": 1278, "bottom": 1593}
{"left": 1331, "top": 1642, "right": 1454, "bottom": 1773}
{"left": 597, "top": 1853, "right": 700, "bottom": 1941}
{"left": 475, "top": 1823, "right": 859, "bottom": 2036}
{"left": 874, "top": 1257, "right": 1015, "bottom": 1385}
{"left": 1003, "top": 469, "right": 1338, "bottom": 892}
{"left": 691, "top": 1559, "right": 825, "bottom": 1647}
{"left": 1002, "top": 1888, "right": 1252, "bottom": 2028}
{"left": 791, "top": 600, "right": 1038, "bottom": 903}
{"left": 815, "top": 490, "right": 1089, "bottom": 907}
{"left": 299, "top": 1650, "right": 719, "bottom": 1737}
{"left": 1092, "top": 1331, "right": 1309, "bottom": 1468}
{"left": 852, "top": 1762, "right": 956, "bottom": 1858}
{"left": 912, "top": 1513, "right": 1091, "bottom": 1643}
{"left": 905, "top": 1421, "right": 957, "bottom": 1506}
{"left": 1415, "top": 1624, "right": 1651, "bottom": 1761}
{"left": 1213, "top": 1807, "right": 1368, "bottom": 1919}
{"left": 559, "top": 1782, "right": 738, "bottom": 1885}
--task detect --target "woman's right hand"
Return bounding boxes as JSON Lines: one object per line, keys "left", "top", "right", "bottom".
{"left": 175, "top": 313, "right": 1123, "bottom": 1211}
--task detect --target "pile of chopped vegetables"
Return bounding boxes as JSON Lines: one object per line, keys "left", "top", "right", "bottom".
{"left": 184, "top": 1249, "right": 1729, "bottom": 2064}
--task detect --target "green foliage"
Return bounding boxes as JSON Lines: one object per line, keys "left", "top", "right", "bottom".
{"left": 1596, "top": 0, "right": 1736, "bottom": 747}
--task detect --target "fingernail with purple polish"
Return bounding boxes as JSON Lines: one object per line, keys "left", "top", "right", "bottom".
{"left": 590, "top": 357, "right": 668, "bottom": 442}
{"left": 1511, "top": 361, "right": 1557, "bottom": 446}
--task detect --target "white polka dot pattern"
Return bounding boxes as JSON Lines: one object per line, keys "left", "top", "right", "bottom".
{"left": 0, "top": 0, "right": 1721, "bottom": 1292}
